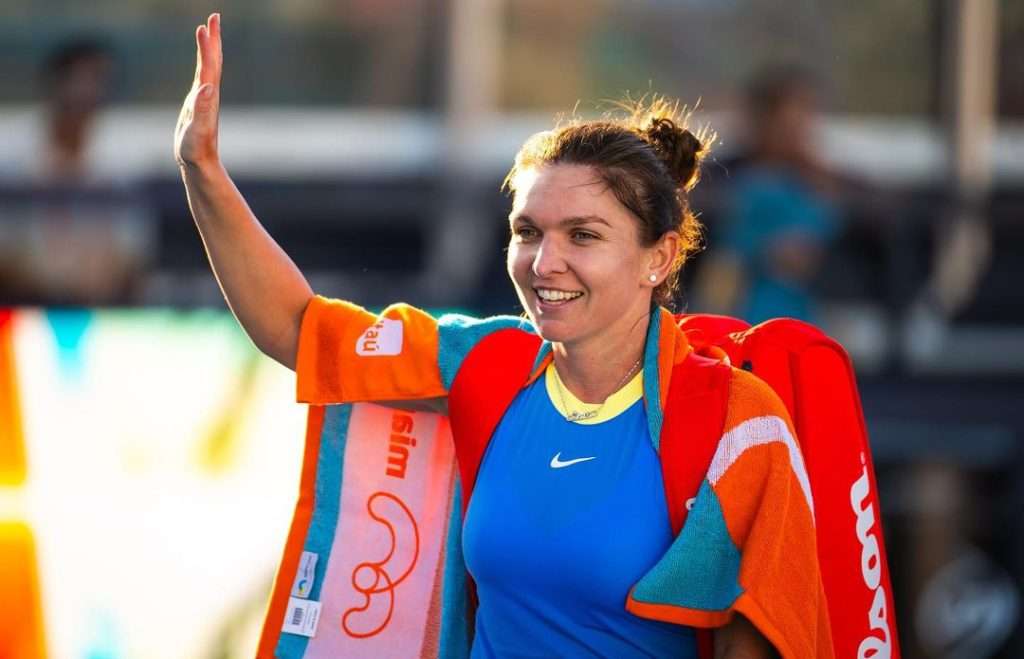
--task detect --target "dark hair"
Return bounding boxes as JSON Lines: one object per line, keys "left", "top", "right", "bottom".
{"left": 745, "top": 65, "right": 819, "bottom": 120}
{"left": 503, "top": 97, "right": 711, "bottom": 308}
{"left": 43, "top": 37, "right": 113, "bottom": 82}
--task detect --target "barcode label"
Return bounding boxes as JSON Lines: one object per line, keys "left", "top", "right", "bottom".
{"left": 282, "top": 597, "right": 321, "bottom": 638}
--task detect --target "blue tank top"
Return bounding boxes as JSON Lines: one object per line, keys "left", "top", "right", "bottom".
{"left": 462, "top": 366, "right": 698, "bottom": 658}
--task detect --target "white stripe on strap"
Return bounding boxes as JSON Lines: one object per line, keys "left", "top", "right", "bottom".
{"left": 707, "top": 415, "right": 814, "bottom": 518}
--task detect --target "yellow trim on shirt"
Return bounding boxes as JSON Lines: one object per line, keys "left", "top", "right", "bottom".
{"left": 545, "top": 364, "right": 644, "bottom": 425}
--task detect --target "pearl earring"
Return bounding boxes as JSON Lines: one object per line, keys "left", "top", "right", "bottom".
{"left": 649, "top": 274, "right": 657, "bottom": 282}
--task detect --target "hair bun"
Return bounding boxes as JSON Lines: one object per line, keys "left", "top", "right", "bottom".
{"left": 642, "top": 117, "right": 704, "bottom": 191}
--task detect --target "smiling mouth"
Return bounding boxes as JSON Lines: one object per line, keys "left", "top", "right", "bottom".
{"left": 534, "top": 288, "right": 584, "bottom": 306}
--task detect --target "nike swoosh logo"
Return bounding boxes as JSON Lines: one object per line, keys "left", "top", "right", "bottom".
{"left": 550, "top": 452, "right": 596, "bottom": 469}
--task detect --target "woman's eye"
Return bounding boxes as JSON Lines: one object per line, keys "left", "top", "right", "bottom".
{"left": 572, "top": 231, "right": 598, "bottom": 242}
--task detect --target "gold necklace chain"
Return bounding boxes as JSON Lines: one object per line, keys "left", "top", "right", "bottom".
{"left": 553, "top": 356, "right": 643, "bottom": 423}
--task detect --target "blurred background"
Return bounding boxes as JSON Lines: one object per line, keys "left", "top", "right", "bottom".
{"left": 0, "top": 0, "right": 1021, "bottom": 656}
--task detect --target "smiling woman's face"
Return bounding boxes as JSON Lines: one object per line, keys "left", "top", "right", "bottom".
{"left": 507, "top": 163, "right": 661, "bottom": 348}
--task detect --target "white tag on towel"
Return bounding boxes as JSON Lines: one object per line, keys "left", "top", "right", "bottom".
{"left": 356, "top": 319, "right": 403, "bottom": 356}
{"left": 282, "top": 597, "right": 321, "bottom": 637}
{"left": 290, "top": 551, "right": 318, "bottom": 599}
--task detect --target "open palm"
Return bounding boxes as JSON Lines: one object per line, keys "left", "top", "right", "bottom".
{"left": 174, "top": 13, "right": 223, "bottom": 168}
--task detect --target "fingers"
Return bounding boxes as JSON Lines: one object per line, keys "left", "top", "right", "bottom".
{"left": 209, "top": 13, "right": 221, "bottom": 49}
{"left": 192, "top": 13, "right": 222, "bottom": 89}
{"left": 205, "top": 13, "right": 222, "bottom": 87}
{"left": 191, "top": 25, "right": 200, "bottom": 86}
{"left": 178, "top": 14, "right": 221, "bottom": 167}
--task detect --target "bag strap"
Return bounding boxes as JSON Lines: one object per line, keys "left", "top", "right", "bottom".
{"left": 658, "top": 350, "right": 732, "bottom": 534}
{"left": 447, "top": 328, "right": 542, "bottom": 512}
{"left": 657, "top": 349, "right": 732, "bottom": 659}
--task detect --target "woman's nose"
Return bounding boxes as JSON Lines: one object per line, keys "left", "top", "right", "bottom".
{"left": 531, "top": 238, "right": 567, "bottom": 278}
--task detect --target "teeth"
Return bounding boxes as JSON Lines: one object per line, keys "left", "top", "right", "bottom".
{"left": 536, "top": 288, "right": 582, "bottom": 302}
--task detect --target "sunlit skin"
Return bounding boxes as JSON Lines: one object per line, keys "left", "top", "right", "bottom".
{"left": 507, "top": 163, "right": 678, "bottom": 403}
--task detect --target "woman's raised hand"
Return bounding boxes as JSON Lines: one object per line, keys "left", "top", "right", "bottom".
{"left": 175, "top": 13, "right": 223, "bottom": 169}
{"left": 173, "top": 12, "right": 313, "bottom": 370}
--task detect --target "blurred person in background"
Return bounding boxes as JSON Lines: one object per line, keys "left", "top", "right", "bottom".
{"left": 0, "top": 37, "right": 155, "bottom": 306}
{"left": 36, "top": 39, "right": 113, "bottom": 182}
{"left": 694, "top": 67, "right": 842, "bottom": 324}
{"left": 176, "top": 13, "right": 830, "bottom": 658}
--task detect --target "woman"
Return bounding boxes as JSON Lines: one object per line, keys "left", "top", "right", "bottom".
{"left": 177, "top": 14, "right": 828, "bottom": 659}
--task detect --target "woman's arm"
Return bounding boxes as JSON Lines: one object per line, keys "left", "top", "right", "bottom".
{"left": 714, "top": 613, "right": 779, "bottom": 659}
{"left": 175, "top": 14, "right": 313, "bottom": 369}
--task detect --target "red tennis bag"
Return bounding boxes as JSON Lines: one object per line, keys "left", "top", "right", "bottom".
{"left": 677, "top": 314, "right": 899, "bottom": 659}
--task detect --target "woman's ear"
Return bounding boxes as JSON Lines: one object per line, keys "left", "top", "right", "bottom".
{"left": 645, "top": 231, "right": 680, "bottom": 287}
